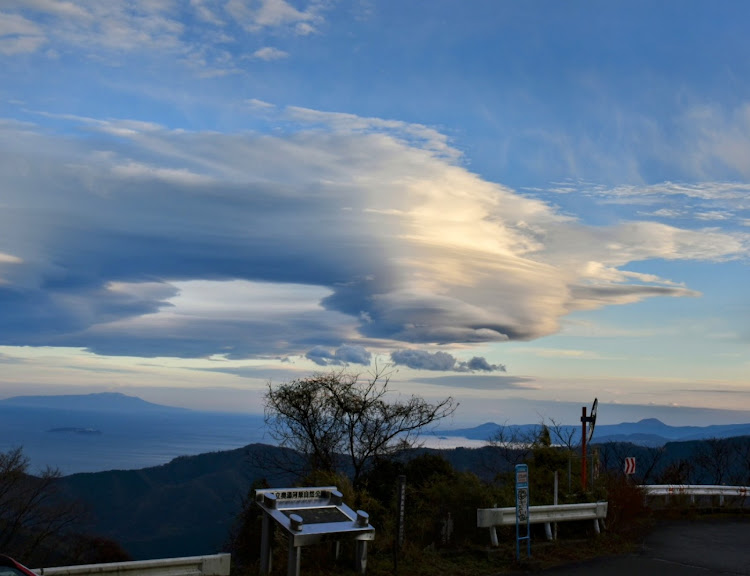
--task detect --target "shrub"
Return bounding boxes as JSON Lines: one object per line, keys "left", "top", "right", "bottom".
{"left": 602, "top": 472, "right": 649, "bottom": 536}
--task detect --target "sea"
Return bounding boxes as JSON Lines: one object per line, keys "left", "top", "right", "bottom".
{"left": 0, "top": 406, "right": 271, "bottom": 475}
{"left": 0, "top": 405, "right": 483, "bottom": 476}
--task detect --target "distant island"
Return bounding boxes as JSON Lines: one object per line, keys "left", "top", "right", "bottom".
{"left": 1, "top": 391, "right": 190, "bottom": 413}
{"left": 47, "top": 427, "right": 103, "bottom": 435}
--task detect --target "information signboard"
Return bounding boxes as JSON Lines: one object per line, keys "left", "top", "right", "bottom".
{"left": 255, "top": 486, "right": 374, "bottom": 576}
{"left": 515, "top": 464, "right": 530, "bottom": 559}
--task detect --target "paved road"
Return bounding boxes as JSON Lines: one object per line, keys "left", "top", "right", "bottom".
{"left": 542, "top": 517, "right": 750, "bottom": 575}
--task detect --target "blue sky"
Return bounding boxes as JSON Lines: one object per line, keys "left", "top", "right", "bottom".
{"left": 0, "top": 0, "right": 748, "bottom": 427}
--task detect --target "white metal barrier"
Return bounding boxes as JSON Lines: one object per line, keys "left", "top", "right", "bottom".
{"left": 35, "top": 554, "right": 231, "bottom": 576}
{"left": 477, "top": 502, "right": 608, "bottom": 546}
{"left": 642, "top": 484, "right": 750, "bottom": 506}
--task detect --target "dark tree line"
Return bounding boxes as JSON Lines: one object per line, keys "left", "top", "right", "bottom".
{"left": 597, "top": 435, "right": 750, "bottom": 485}
{"left": 0, "top": 447, "right": 130, "bottom": 566}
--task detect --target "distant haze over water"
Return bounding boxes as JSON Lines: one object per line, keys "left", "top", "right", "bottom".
{"left": 3, "top": 393, "right": 750, "bottom": 475}
{"left": 0, "top": 394, "right": 270, "bottom": 474}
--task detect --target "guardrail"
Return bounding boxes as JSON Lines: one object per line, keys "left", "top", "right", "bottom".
{"left": 642, "top": 484, "right": 750, "bottom": 506}
{"left": 35, "top": 554, "right": 231, "bottom": 576}
{"left": 477, "top": 502, "right": 608, "bottom": 546}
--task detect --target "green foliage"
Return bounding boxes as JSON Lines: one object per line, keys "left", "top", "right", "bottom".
{"left": 297, "top": 470, "right": 356, "bottom": 507}
{"left": 64, "top": 535, "right": 132, "bottom": 565}
{"left": 61, "top": 443, "right": 295, "bottom": 560}
{"left": 528, "top": 441, "right": 572, "bottom": 505}
{"left": 58, "top": 435, "right": 750, "bottom": 571}
{"left": 361, "top": 453, "right": 503, "bottom": 550}
{"left": 409, "top": 467, "right": 501, "bottom": 547}
{"left": 224, "top": 477, "right": 269, "bottom": 570}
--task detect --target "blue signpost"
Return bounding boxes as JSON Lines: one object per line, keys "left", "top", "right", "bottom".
{"left": 515, "top": 464, "right": 530, "bottom": 560}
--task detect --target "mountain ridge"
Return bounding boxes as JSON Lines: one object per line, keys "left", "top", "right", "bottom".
{"left": 0, "top": 392, "right": 191, "bottom": 413}
{"left": 434, "top": 417, "right": 750, "bottom": 447}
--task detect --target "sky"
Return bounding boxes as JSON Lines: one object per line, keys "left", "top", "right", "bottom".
{"left": 0, "top": 0, "right": 749, "bottom": 427}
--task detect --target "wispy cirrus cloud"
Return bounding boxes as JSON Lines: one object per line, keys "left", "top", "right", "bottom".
{"left": 414, "top": 375, "right": 534, "bottom": 390}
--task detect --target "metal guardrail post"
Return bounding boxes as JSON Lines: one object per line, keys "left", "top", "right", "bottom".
{"left": 489, "top": 526, "right": 498, "bottom": 547}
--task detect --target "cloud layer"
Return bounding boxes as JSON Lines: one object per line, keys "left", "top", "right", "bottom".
{"left": 0, "top": 107, "right": 746, "bottom": 362}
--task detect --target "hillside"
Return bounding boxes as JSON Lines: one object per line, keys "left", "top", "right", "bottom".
{"left": 56, "top": 435, "right": 750, "bottom": 560}
{"left": 58, "top": 444, "right": 300, "bottom": 559}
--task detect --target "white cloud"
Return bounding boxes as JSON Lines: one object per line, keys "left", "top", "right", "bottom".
{"left": 1, "top": 2, "right": 183, "bottom": 55}
{"left": 227, "top": 0, "right": 318, "bottom": 32}
{"left": 2, "top": 0, "right": 90, "bottom": 19}
{"left": 0, "top": 253, "right": 23, "bottom": 264}
{"left": 0, "top": 12, "right": 46, "bottom": 54}
{"left": 295, "top": 21, "right": 315, "bottom": 36}
{"left": 595, "top": 181, "right": 750, "bottom": 204}
{"left": 0, "top": 108, "right": 747, "bottom": 358}
{"left": 250, "top": 46, "right": 288, "bottom": 61}
{"left": 0, "top": 251, "right": 23, "bottom": 285}
{"left": 110, "top": 161, "right": 216, "bottom": 186}
{"left": 284, "top": 106, "right": 459, "bottom": 159}
{"left": 83, "top": 280, "right": 359, "bottom": 357}
{"left": 190, "top": 0, "right": 225, "bottom": 26}
{"left": 245, "top": 98, "right": 275, "bottom": 110}
{"left": 0, "top": 0, "right": 327, "bottom": 73}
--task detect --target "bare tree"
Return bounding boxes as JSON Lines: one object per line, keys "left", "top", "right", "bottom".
{"left": 487, "top": 423, "right": 535, "bottom": 466}
{"left": 598, "top": 443, "right": 664, "bottom": 484}
{"left": 694, "top": 437, "right": 732, "bottom": 485}
{"left": 264, "top": 368, "right": 457, "bottom": 487}
{"left": 656, "top": 458, "right": 696, "bottom": 485}
{"left": 0, "top": 447, "right": 82, "bottom": 563}
{"left": 547, "top": 417, "right": 579, "bottom": 451}
{"left": 729, "top": 437, "right": 750, "bottom": 485}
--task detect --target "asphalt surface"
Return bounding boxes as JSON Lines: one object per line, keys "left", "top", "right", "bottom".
{"left": 541, "top": 517, "right": 750, "bottom": 575}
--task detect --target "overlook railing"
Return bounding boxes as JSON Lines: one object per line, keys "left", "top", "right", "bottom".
{"left": 477, "top": 502, "right": 608, "bottom": 546}
{"left": 34, "top": 554, "right": 231, "bottom": 576}
{"left": 642, "top": 484, "right": 749, "bottom": 506}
